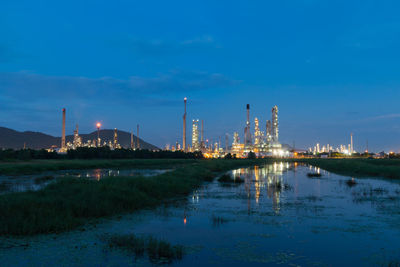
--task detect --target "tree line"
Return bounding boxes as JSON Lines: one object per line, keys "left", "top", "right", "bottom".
{"left": 0, "top": 148, "right": 204, "bottom": 160}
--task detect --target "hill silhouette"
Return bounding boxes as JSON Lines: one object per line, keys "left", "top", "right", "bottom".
{"left": 0, "top": 127, "right": 158, "bottom": 150}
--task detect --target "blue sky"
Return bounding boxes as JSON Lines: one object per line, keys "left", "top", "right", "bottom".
{"left": 1, "top": 0, "right": 400, "bottom": 151}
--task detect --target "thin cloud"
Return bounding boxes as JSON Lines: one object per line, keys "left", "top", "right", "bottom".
{"left": 0, "top": 70, "right": 238, "bottom": 111}
{"left": 363, "top": 113, "right": 400, "bottom": 121}
{"left": 129, "top": 35, "right": 219, "bottom": 56}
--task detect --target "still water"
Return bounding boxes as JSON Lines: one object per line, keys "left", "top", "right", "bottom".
{"left": 0, "top": 168, "right": 169, "bottom": 194}
{"left": 1, "top": 162, "right": 400, "bottom": 266}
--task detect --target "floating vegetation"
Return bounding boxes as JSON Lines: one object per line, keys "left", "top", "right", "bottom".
{"left": 211, "top": 215, "right": 229, "bottom": 226}
{"left": 268, "top": 180, "right": 292, "bottom": 191}
{"left": 305, "top": 195, "right": 322, "bottom": 202}
{"left": 282, "top": 183, "right": 293, "bottom": 191}
{"left": 346, "top": 178, "right": 357, "bottom": 187}
{"left": 386, "top": 260, "right": 400, "bottom": 267}
{"left": 371, "top": 187, "right": 389, "bottom": 195}
{"left": 104, "top": 233, "right": 184, "bottom": 264}
{"left": 307, "top": 173, "right": 322, "bottom": 178}
{"left": 33, "top": 175, "right": 55, "bottom": 184}
{"left": 218, "top": 174, "right": 244, "bottom": 184}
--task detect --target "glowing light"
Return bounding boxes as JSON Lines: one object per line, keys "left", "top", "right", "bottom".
{"left": 96, "top": 122, "right": 101, "bottom": 128}
{"left": 183, "top": 216, "right": 187, "bottom": 225}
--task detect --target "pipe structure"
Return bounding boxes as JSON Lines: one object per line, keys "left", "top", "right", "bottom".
{"left": 61, "top": 108, "right": 66, "bottom": 150}
{"left": 183, "top": 97, "right": 187, "bottom": 152}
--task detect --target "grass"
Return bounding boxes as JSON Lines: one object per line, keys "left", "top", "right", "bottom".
{"left": 105, "top": 233, "right": 184, "bottom": 264}
{"left": 297, "top": 158, "right": 400, "bottom": 179}
{"left": 0, "top": 159, "right": 197, "bottom": 176}
{"left": 0, "top": 159, "right": 266, "bottom": 236}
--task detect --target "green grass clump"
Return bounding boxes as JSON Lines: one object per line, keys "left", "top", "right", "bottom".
{"left": 0, "top": 159, "right": 267, "bottom": 236}
{"left": 105, "top": 234, "right": 184, "bottom": 263}
{"left": 297, "top": 158, "right": 400, "bottom": 179}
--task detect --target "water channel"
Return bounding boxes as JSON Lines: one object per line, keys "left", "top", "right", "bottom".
{"left": 1, "top": 162, "right": 399, "bottom": 266}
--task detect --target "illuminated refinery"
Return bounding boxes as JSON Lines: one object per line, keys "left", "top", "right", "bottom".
{"left": 169, "top": 98, "right": 288, "bottom": 158}
{"left": 57, "top": 108, "right": 136, "bottom": 152}
{"left": 309, "top": 133, "right": 357, "bottom": 155}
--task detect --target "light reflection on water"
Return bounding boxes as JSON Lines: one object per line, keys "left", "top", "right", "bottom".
{"left": 1, "top": 162, "right": 400, "bottom": 266}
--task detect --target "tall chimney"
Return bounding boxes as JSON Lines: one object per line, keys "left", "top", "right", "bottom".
{"left": 246, "top": 104, "right": 250, "bottom": 124}
{"left": 183, "top": 97, "right": 187, "bottom": 152}
{"left": 61, "top": 108, "right": 66, "bottom": 149}
{"left": 350, "top": 133, "right": 353, "bottom": 154}
{"left": 137, "top": 124, "right": 140, "bottom": 149}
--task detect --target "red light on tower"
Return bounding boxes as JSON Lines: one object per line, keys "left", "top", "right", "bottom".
{"left": 96, "top": 122, "right": 101, "bottom": 147}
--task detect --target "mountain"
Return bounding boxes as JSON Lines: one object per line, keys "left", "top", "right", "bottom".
{"left": 0, "top": 127, "right": 159, "bottom": 150}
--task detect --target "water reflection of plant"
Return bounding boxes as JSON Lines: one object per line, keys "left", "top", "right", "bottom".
{"left": 346, "top": 178, "right": 357, "bottom": 187}
{"left": 33, "top": 175, "right": 54, "bottom": 184}
{"left": 211, "top": 215, "right": 229, "bottom": 227}
{"left": 104, "top": 233, "right": 184, "bottom": 264}
{"left": 351, "top": 185, "right": 399, "bottom": 205}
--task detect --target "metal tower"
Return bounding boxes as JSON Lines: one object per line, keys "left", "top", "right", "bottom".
{"left": 183, "top": 97, "right": 187, "bottom": 152}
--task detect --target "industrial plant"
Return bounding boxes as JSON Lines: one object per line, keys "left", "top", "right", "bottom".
{"left": 57, "top": 108, "right": 139, "bottom": 152}
{"left": 168, "top": 98, "right": 288, "bottom": 158}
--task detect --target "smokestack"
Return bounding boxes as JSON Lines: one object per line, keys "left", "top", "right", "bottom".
{"left": 61, "top": 108, "right": 66, "bottom": 149}
{"left": 183, "top": 97, "right": 187, "bottom": 152}
{"left": 350, "top": 133, "right": 353, "bottom": 154}
{"left": 246, "top": 104, "right": 250, "bottom": 123}
{"left": 137, "top": 124, "right": 140, "bottom": 149}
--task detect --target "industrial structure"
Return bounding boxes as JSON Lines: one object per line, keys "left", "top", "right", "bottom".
{"left": 170, "top": 100, "right": 287, "bottom": 158}
{"left": 60, "top": 108, "right": 66, "bottom": 152}
{"left": 57, "top": 108, "right": 142, "bottom": 152}
{"left": 183, "top": 97, "right": 187, "bottom": 152}
{"left": 192, "top": 119, "right": 199, "bottom": 151}
{"left": 309, "top": 133, "right": 357, "bottom": 155}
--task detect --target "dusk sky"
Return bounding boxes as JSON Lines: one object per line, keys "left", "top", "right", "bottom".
{"left": 1, "top": 0, "right": 400, "bottom": 151}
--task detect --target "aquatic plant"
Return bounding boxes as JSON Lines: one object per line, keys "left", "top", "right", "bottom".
{"left": 105, "top": 233, "right": 184, "bottom": 263}
{"left": 33, "top": 175, "right": 55, "bottom": 184}
{"left": 346, "top": 178, "right": 357, "bottom": 187}
{"left": 211, "top": 215, "right": 229, "bottom": 226}
{"left": 307, "top": 172, "right": 322, "bottom": 178}
{"left": 218, "top": 174, "right": 244, "bottom": 184}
